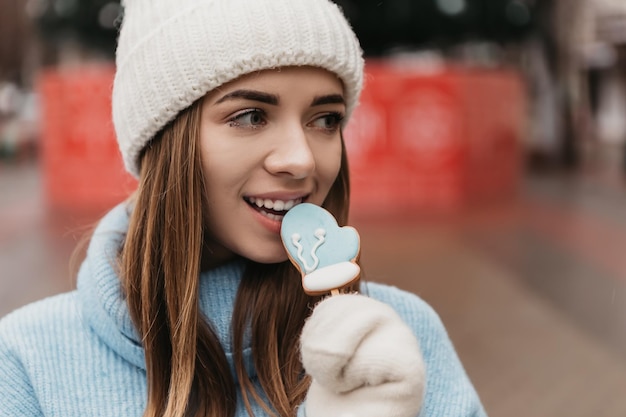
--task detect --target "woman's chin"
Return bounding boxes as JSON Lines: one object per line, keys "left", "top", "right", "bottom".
{"left": 246, "top": 248, "right": 289, "bottom": 265}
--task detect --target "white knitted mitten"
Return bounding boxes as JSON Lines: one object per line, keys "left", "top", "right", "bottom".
{"left": 300, "top": 294, "right": 425, "bottom": 417}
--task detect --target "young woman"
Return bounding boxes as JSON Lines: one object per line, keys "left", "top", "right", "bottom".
{"left": 0, "top": 0, "right": 487, "bottom": 416}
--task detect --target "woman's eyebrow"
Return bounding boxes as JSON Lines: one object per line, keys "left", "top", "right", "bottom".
{"left": 311, "top": 94, "right": 345, "bottom": 107}
{"left": 215, "top": 90, "right": 279, "bottom": 105}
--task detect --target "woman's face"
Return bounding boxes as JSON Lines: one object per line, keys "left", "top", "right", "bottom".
{"left": 200, "top": 66, "right": 345, "bottom": 264}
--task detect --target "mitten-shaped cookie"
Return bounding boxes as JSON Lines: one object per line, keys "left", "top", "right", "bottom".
{"left": 281, "top": 203, "right": 360, "bottom": 296}
{"left": 300, "top": 294, "right": 425, "bottom": 417}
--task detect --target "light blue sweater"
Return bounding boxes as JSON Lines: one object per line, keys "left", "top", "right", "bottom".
{"left": 0, "top": 204, "right": 487, "bottom": 416}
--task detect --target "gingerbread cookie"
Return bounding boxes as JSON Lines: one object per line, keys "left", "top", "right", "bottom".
{"left": 280, "top": 203, "right": 361, "bottom": 295}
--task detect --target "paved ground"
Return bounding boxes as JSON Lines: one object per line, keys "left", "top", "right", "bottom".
{"left": 2, "top": 159, "right": 626, "bottom": 417}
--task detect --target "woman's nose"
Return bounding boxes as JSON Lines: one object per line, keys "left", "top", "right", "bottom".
{"left": 264, "top": 125, "right": 316, "bottom": 179}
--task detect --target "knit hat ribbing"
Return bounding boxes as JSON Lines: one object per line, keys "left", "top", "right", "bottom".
{"left": 112, "top": 0, "right": 364, "bottom": 177}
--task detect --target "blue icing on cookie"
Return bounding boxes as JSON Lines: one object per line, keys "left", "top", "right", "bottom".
{"left": 280, "top": 203, "right": 360, "bottom": 273}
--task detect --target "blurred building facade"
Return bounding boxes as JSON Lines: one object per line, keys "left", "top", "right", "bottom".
{"left": 0, "top": 0, "right": 35, "bottom": 85}
{"left": 580, "top": 0, "right": 626, "bottom": 147}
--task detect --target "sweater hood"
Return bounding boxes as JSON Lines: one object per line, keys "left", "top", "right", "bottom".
{"left": 76, "top": 203, "right": 254, "bottom": 378}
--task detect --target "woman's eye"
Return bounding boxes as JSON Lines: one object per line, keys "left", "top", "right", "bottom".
{"left": 228, "top": 109, "right": 266, "bottom": 128}
{"left": 310, "top": 112, "right": 344, "bottom": 132}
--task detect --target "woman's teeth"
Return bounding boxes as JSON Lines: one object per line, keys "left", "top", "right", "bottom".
{"left": 246, "top": 197, "right": 303, "bottom": 220}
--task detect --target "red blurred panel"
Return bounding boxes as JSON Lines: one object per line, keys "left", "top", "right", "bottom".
{"left": 37, "top": 65, "right": 137, "bottom": 212}
{"left": 345, "top": 60, "right": 527, "bottom": 217}
{"left": 460, "top": 70, "right": 526, "bottom": 203}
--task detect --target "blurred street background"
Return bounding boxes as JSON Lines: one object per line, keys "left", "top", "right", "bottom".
{"left": 2, "top": 0, "right": 626, "bottom": 416}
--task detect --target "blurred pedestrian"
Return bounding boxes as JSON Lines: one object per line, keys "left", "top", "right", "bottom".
{"left": 0, "top": 0, "right": 487, "bottom": 416}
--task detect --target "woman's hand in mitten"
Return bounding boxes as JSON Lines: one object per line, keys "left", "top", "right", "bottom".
{"left": 300, "top": 293, "right": 425, "bottom": 417}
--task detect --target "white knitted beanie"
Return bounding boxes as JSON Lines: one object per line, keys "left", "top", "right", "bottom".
{"left": 112, "top": 0, "right": 364, "bottom": 177}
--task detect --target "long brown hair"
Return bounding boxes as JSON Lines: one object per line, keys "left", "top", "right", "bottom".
{"left": 120, "top": 97, "right": 356, "bottom": 417}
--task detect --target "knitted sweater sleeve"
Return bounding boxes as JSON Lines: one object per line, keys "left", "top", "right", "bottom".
{"left": 0, "top": 318, "right": 44, "bottom": 417}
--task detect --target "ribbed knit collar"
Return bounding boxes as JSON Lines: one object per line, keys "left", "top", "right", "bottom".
{"left": 76, "top": 203, "right": 254, "bottom": 379}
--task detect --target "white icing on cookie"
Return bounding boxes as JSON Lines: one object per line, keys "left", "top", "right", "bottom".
{"left": 302, "top": 261, "right": 361, "bottom": 293}
{"left": 291, "top": 228, "right": 326, "bottom": 273}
